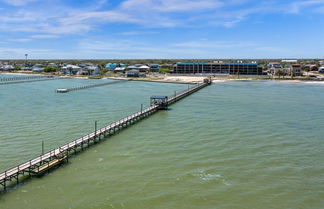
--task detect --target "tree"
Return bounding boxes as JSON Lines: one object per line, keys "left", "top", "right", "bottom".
{"left": 159, "top": 68, "right": 170, "bottom": 73}
{"left": 44, "top": 66, "right": 58, "bottom": 72}
{"left": 14, "top": 66, "right": 21, "bottom": 71}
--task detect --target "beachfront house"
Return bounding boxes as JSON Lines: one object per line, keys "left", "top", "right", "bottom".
{"left": 32, "top": 64, "right": 44, "bottom": 72}
{"left": 107, "top": 63, "right": 126, "bottom": 73}
{"left": 149, "top": 64, "right": 160, "bottom": 72}
{"left": 126, "top": 69, "right": 140, "bottom": 77}
{"left": 61, "top": 64, "right": 81, "bottom": 75}
{"left": 82, "top": 65, "right": 100, "bottom": 75}
{"left": 267, "top": 62, "right": 284, "bottom": 75}
{"left": 106, "top": 63, "right": 117, "bottom": 71}
{"left": 319, "top": 66, "right": 324, "bottom": 73}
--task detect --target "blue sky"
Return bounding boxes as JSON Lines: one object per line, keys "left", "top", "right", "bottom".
{"left": 0, "top": 0, "right": 323, "bottom": 59}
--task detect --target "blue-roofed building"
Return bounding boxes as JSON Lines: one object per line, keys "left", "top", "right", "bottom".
{"left": 105, "top": 63, "right": 117, "bottom": 70}
{"left": 173, "top": 62, "right": 264, "bottom": 75}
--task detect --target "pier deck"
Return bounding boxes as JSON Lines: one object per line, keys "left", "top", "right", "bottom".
{"left": 55, "top": 79, "right": 127, "bottom": 93}
{"left": 0, "top": 76, "right": 64, "bottom": 85}
{"left": 0, "top": 79, "right": 211, "bottom": 191}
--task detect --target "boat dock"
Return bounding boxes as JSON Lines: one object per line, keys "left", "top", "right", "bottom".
{"left": 0, "top": 79, "right": 211, "bottom": 191}
{"left": 55, "top": 79, "right": 127, "bottom": 93}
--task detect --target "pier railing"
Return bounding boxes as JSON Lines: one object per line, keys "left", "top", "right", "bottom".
{"left": 0, "top": 75, "right": 52, "bottom": 82}
{"left": 55, "top": 80, "right": 127, "bottom": 93}
{"left": 0, "top": 76, "right": 64, "bottom": 85}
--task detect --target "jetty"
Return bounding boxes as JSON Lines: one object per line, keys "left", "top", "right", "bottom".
{"left": 0, "top": 79, "right": 211, "bottom": 191}
{"left": 56, "top": 80, "right": 127, "bottom": 93}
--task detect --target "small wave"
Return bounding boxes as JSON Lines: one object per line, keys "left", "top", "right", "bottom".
{"left": 192, "top": 169, "right": 231, "bottom": 185}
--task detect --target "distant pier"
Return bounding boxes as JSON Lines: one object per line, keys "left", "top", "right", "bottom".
{"left": 0, "top": 79, "right": 211, "bottom": 191}
{"left": 0, "top": 75, "right": 52, "bottom": 82}
{"left": 55, "top": 80, "right": 128, "bottom": 93}
{"left": 0, "top": 76, "right": 64, "bottom": 85}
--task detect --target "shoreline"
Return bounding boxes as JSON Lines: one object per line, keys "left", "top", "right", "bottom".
{"left": 1, "top": 71, "right": 324, "bottom": 84}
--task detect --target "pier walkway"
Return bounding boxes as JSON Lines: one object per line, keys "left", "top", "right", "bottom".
{"left": 0, "top": 75, "right": 52, "bottom": 82}
{"left": 0, "top": 79, "right": 211, "bottom": 191}
{"left": 56, "top": 79, "right": 127, "bottom": 93}
{"left": 0, "top": 76, "right": 63, "bottom": 85}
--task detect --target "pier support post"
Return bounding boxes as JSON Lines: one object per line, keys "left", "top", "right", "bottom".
{"left": 42, "top": 141, "right": 44, "bottom": 155}
{"left": 95, "top": 121, "right": 97, "bottom": 142}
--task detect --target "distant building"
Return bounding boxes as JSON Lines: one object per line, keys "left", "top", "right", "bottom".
{"left": 127, "top": 64, "right": 150, "bottom": 72}
{"left": 281, "top": 60, "right": 298, "bottom": 63}
{"left": 61, "top": 64, "right": 81, "bottom": 75}
{"left": 319, "top": 66, "right": 324, "bottom": 73}
{"left": 106, "top": 63, "right": 117, "bottom": 70}
{"left": 32, "top": 64, "right": 44, "bottom": 72}
{"left": 149, "top": 64, "right": 160, "bottom": 72}
{"left": 126, "top": 69, "right": 140, "bottom": 77}
{"left": 267, "top": 62, "right": 283, "bottom": 75}
{"left": 173, "top": 62, "right": 264, "bottom": 75}
{"left": 284, "top": 64, "right": 302, "bottom": 76}
{"left": 1, "top": 64, "right": 14, "bottom": 71}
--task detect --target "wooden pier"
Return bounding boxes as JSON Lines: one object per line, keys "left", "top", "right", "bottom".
{"left": 0, "top": 76, "right": 63, "bottom": 85}
{"left": 0, "top": 79, "right": 211, "bottom": 191}
{"left": 0, "top": 75, "right": 53, "bottom": 82}
{"left": 55, "top": 80, "right": 127, "bottom": 93}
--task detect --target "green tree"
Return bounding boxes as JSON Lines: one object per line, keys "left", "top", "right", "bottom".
{"left": 44, "top": 66, "right": 58, "bottom": 72}
{"left": 159, "top": 68, "right": 170, "bottom": 73}
{"left": 14, "top": 66, "right": 22, "bottom": 71}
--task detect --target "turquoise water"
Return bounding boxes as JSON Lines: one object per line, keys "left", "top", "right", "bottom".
{"left": 0, "top": 76, "right": 324, "bottom": 209}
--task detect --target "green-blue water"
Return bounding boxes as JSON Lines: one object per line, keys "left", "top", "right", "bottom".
{"left": 0, "top": 75, "right": 324, "bottom": 209}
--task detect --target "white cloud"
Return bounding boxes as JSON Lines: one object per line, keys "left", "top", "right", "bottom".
{"left": 7, "top": 38, "right": 31, "bottom": 42}
{"left": 30, "top": 34, "right": 60, "bottom": 39}
{"left": 0, "top": 0, "right": 323, "bottom": 38}
{"left": 289, "top": 0, "right": 324, "bottom": 13}
{"left": 0, "top": 0, "right": 37, "bottom": 6}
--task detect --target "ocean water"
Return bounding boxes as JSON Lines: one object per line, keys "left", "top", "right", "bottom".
{"left": 0, "top": 75, "right": 323, "bottom": 209}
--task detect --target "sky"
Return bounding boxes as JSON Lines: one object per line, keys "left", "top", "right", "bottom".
{"left": 0, "top": 0, "right": 323, "bottom": 59}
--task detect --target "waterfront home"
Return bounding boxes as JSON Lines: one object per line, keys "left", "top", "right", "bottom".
{"left": 1, "top": 64, "right": 14, "bottom": 71}
{"left": 284, "top": 64, "right": 302, "bottom": 76}
{"left": 106, "top": 63, "right": 117, "bottom": 71}
{"left": 267, "top": 62, "right": 283, "bottom": 75}
{"left": 138, "top": 65, "right": 150, "bottom": 72}
{"left": 61, "top": 64, "right": 81, "bottom": 75}
{"left": 319, "top": 66, "right": 324, "bottom": 73}
{"left": 82, "top": 65, "right": 100, "bottom": 75}
{"left": 127, "top": 64, "right": 150, "bottom": 72}
{"left": 106, "top": 63, "right": 126, "bottom": 72}
{"left": 149, "top": 64, "right": 160, "bottom": 72}
{"left": 126, "top": 69, "right": 140, "bottom": 77}
{"left": 32, "top": 64, "right": 44, "bottom": 72}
